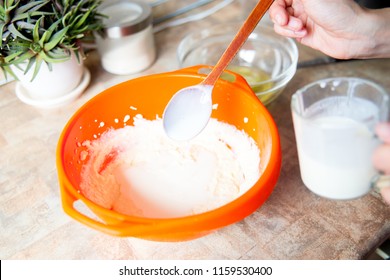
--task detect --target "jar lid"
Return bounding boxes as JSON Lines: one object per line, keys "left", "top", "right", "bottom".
{"left": 100, "top": 0, "right": 153, "bottom": 39}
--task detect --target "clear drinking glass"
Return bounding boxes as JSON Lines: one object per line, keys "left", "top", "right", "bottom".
{"left": 291, "top": 77, "right": 389, "bottom": 200}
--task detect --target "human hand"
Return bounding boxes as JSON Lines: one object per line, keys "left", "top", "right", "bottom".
{"left": 373, "top": 123, "right": 390, "bottom": 205}
{"left": 268, "top": 0, "right": 381, "bottom": 59}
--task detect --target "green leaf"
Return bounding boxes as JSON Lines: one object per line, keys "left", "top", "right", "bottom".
{"left": 8, "top": 23, "right": 32, "bottom": 41}
{"left": 8, "top": 50, "right": 35, "bottom": 65}
{"left": 69, "top": 25, "right": 88, "bottom": 36}
{"left": 39, "top": 19, "right": 61, "bottom": 45}
{"left": 0, "top": 6, "right": 6, "bottom": 17}
{"left": 13, "top": 11, "right": 52, "bottom": 21}
{"left": 32, "top": 17, "right": 43, "bottom": 43}
{"left": 73, "top": 49, "right": 82, "bottom": 64}
{"left": 4, "top": 51, "right": 23, "bottom": 63}
{"left": 31, "top": 55, "right": 43, "bottom": 82}
{"left": 5, "top": 0, "right": 17, "bottom": 11}
{"left": 49, "top": 48, "right": 71, "bottom": 59}
{"left": 3, "top": 1, "right": 18, "bottom": 22}
{"left": 44, "top": 26, "right": 69, "bottom": 52}
{"left": 15, "top": 1, "right": 49, "bottom": 14}
{"left": 6, "top": 39, "right": 31, "bottom": 52}
{"left": 0, "top": 23, "right": 5, "bottom": 48}
{"left": 39, "top": 50, "right": 69, "bottom": 63}
{"left": 67, "top": 13, "right": 83, "bottom": 29}
{"left": 47, "top": 61, "right": 53, "bottom": 71}
{"left": 1, "top": 65, "right": 18, "bottom": 81}
{"left": 15, "top": 21, "right": 35, "bottom": 29}
{"left": 61, "top": 12, "right": 71, "bottom": 28}
{"left": 24, "top": 56, "right": 36, "bottom": 74}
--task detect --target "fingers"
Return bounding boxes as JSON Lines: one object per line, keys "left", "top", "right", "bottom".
{"left": 273, "top": 16, "right": 307, "bottom": 37}
{"left": 374, "top": 122, "right": 390, "bottom": 205}
{"left": 269, "top": 0, "right": 289, "bottom": 25}
{"left": 375, "top": 123, "right": 390, "bottom": 143}
{"left": 373, "top": 142, "right": 390, "bottom": 174}
{"left": 373, "top": 123, "right": 390, "bottom": 174}
{"left": 373, "top": 145, "right": 390, "bottom": 174}
{"left": 380, "top": 186, "right": 390, "bottom": 205}
{"left": 269, "top": 0, "right": 307, "bottom": 38}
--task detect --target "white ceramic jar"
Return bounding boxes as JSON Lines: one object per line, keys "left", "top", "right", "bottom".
{"left": 95, "top": 0, "right": 156, "bottom": 75}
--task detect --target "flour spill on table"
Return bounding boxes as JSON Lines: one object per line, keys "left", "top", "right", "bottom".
{"left": 79, "top": 115, "right": 261, "bottom": 218}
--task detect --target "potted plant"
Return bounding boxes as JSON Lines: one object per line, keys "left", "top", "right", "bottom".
{"left": 0, "top": 0, "right": 104, "bottom": 105}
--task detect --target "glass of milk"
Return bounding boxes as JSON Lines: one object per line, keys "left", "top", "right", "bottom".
{"left": 291, "top": 77, "right": 389, "bottom": 200}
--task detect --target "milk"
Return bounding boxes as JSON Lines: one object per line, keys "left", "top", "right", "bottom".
{"left": 292, "top": 96, "right": 381, "bottom": 200}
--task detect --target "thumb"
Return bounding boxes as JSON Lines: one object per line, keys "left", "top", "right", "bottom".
{"left": 375, "top": 123, "right": 390, "bottom": 143}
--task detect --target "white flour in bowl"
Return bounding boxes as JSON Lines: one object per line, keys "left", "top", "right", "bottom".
{"left": 79, "top": 116, "right": 261, "bottom": 218}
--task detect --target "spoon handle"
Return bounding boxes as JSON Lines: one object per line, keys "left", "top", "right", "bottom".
{"left": 201, "top": 0, "right": 274, "bottom": 86}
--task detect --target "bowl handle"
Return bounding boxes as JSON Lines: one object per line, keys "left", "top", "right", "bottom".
{"left": 60, "top": 181, "right": 196, "bottom": 238}
{"left": 174, "top": 65, "right": 253, "bottom": 92}
{"left": 60, "top": 182, "right": 139, "bottom": 237}
{"left": 61, "top": 184, "right": 214, "bottom": 240}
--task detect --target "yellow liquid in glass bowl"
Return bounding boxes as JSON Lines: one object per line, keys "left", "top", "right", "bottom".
{"left": 224, "top": 65, "right": 279, "bottom": 105}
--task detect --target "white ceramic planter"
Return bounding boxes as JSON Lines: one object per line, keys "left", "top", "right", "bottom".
{"left": 12, "top": 52, "right": 84, "bottom": 100}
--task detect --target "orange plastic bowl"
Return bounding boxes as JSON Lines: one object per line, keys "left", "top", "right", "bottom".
{"left": 56, "top": 66, "right": 281, "bottom": 241}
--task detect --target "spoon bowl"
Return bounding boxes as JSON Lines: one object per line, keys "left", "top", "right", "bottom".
{"left": 163, "top": 0, "right": 274, "bottom": 141}
{"left": 163, "top": 85, "right": 213, "bottom": 141}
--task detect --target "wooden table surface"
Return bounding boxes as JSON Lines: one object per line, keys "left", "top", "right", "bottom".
{"left": 1, "top": 0, "right": 390, "bottom": 260}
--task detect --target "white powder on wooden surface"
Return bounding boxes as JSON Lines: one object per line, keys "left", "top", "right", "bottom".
{"left": 79, "top": 116, "right": 261, "bottom": 218}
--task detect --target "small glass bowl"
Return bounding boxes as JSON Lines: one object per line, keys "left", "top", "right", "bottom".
{"left": 177, "top": 22, "right": 298, "bottom": 105}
